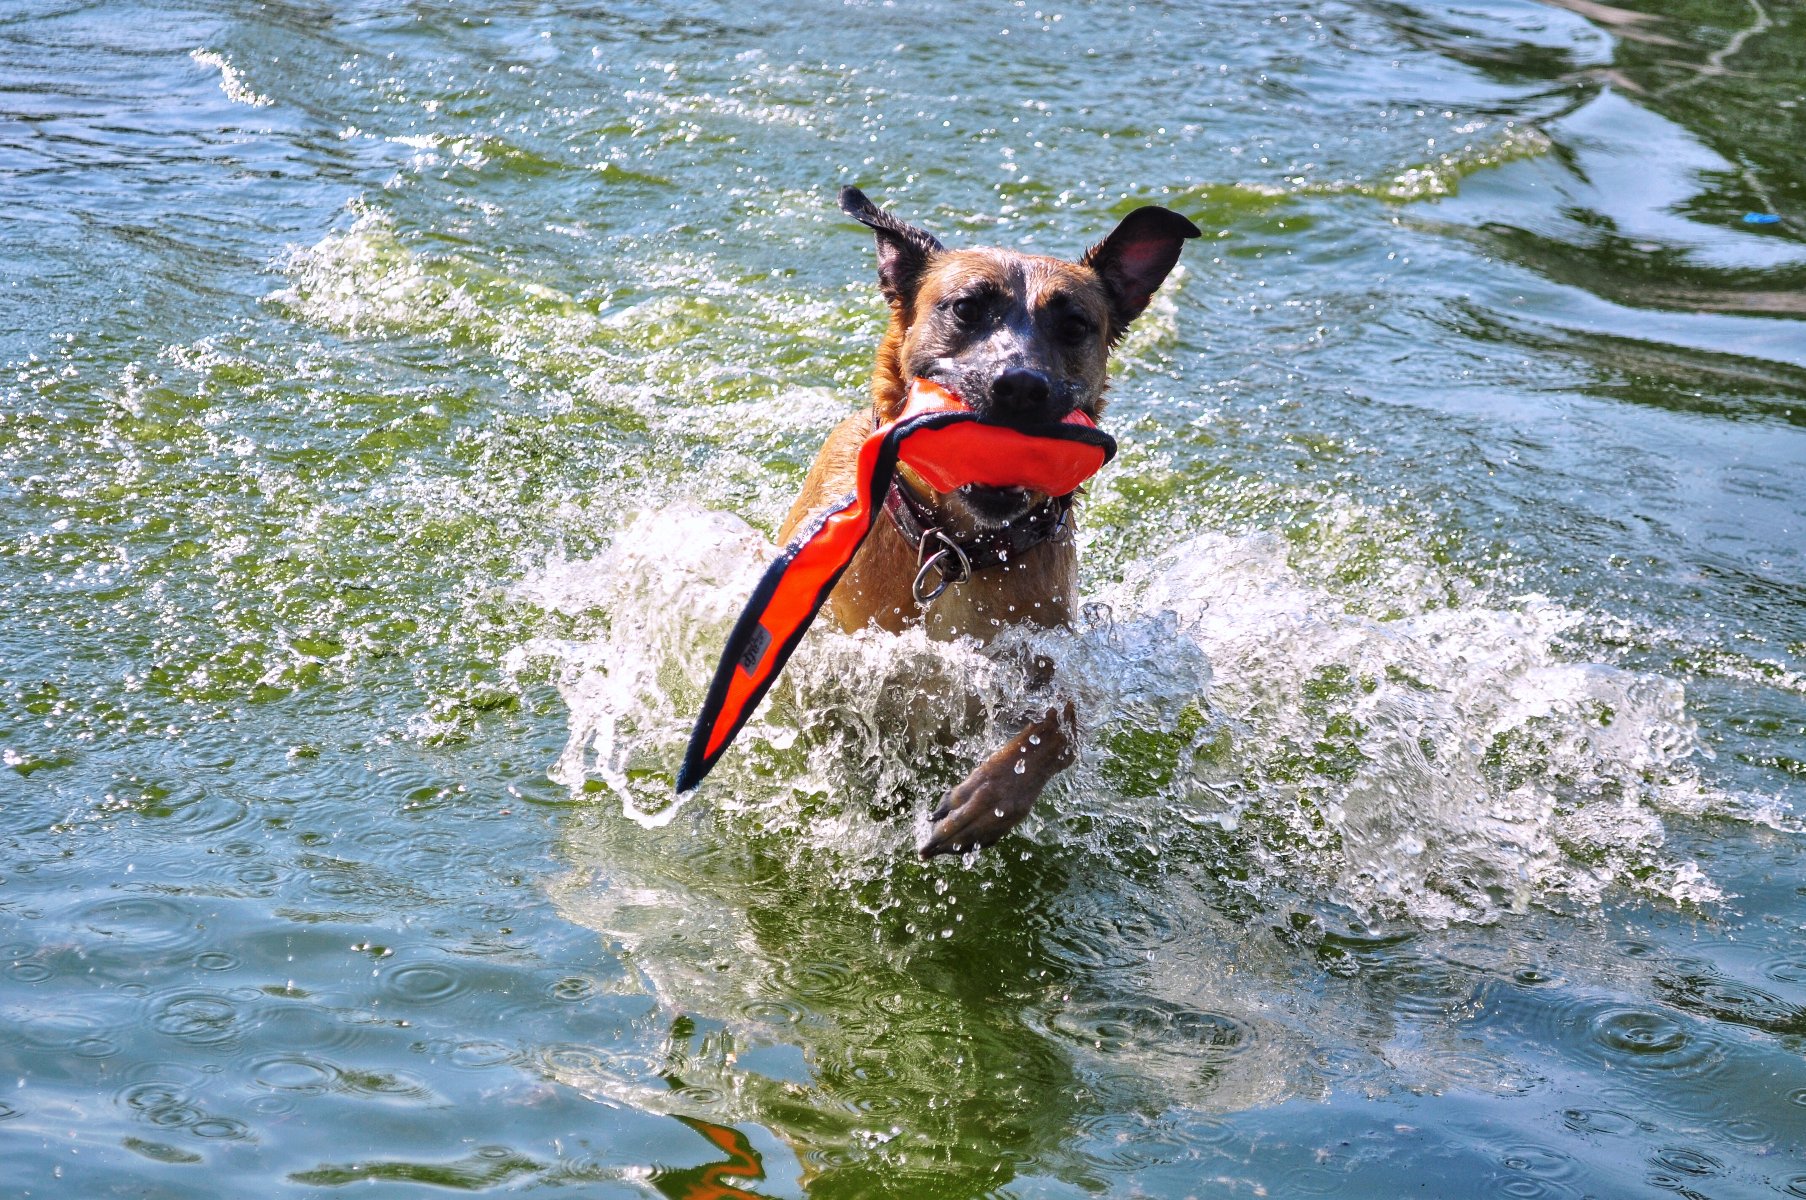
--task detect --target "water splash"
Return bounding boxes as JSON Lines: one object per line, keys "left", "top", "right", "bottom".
{"left": 515, "top": 500, "right": 1718, "bottom": 927}
{"left": 1108, "top": 529, "right": 1718, "bottom": 922}
{"left": 190, "top": 49, "right": 273, "bottom": 109}
{"left": 507, "top": 507, "right": 772, "bottom": 828}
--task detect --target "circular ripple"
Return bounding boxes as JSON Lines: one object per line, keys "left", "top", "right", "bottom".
{"left": 1561, "top": 1108, "right": 1641, "bottom": 1136}
{"left": 772, "top": 959, "right": 860, "bottom": 1004}
{"left": 1789, "top": 1088, "right": 1806, "bottom": 1107}
{"left": 9, "top": 959, "right": 52, "bottom": 983}
{"left": 1308, "top": 1045, "right": 1370, "bottom": 1079}
{"left": 1075, "top": 1112, "right": 1194, "bottom": 1170}
{"left": 848, "top": 1092, "right": 905, "bottom": 1119}
{"left": 739, "top": 998, "right": 803, "bottom": 1027}
{"left": 73, "top": 1035, "right": 121, "bottom": 1060}
{"left": 148, "top": 1105, "right": 203, "bottom": 1129}
{"left": 457, "top": 899, "right": 518, "bottom": 926}
{"left": 0, "top": 1101, "right": 19, "bottom": 1121}
{"left": 549, "top": 977, "right": 594, "bottom": 1003}
{"left": 1765, "top": 959, "right": 1806, "bottom": 985}
{"left": 121, "top": 1061, "right": 207, "bottom": 1088}
{"left": 75, "top": 894, "right": 208, "bottom": 956}
{"left": 346, "top": 1071, "right": 431, "bottom": 1101}
{"left": 870, "top": 990, "right": 914, "bottom": 1018}
{"left": 1043, "top": 995, "right": 1252, "bottom": 1066}
{"left": 195, "top": 951, "right": 238, "bottom": 972}
{"left": 251, "top": 1055, "right": 339, "bottom": 1094}
{"left": 540, "top": 1044, "right": 609, "bottom": 1076}
{"left": 1277, "top": 1167, "right": 1341, "bottom": 1196}
{"left": 21, "top": 1010, "right": 107, "bottom": 1051}
{"left": 1581, "top": 1003, "right": 1729, "bottom": 1097}
{"left": 1650, "top": 1147, "right": 1721, "bottom": 1177}
{"left": 431, "top": 1039, "right": 520, "bottom": 1070}
{"left": 1660, "top": 972, "right": 1802, "bottom": 1032}
{"left": 382, "top": 962, "right": 467, "bottom": 1005}
{"left": 119, "top": 1082, "right": 200, "bottom": 1130}
{"left": 1487, "top": 1177, "right": 1578, "bottom": 1200}
{"left": 16, "top": 998, "right": 124, "bottom": 1061}
{"left": 1782, "top": 1175, "right": 1806, "bottom": 1198}
{"left": 1385, "top": 957, "right": 1475, "bottom": 1019}
{"left": 190, "top": 1117, "right": 250, "bottom": 1140}
{"left": 248, "top": 1094, "right": 295, "bottom": 1117}
{"left": 1592, "top": 1007, "right": 1690, "bottom": 1057}
{"left": 252, "top": 1002, "right": 367, "bottom": 1054}
{"left": 149, "top": 990, "right": 243, "bottom": 1047}
{"left": 1176, "top": 1116, "right": 1235, "bottom": 1147}
{"left": 1720, "top": 1118, "right": 1771, "bottom": 1145}
{"left": 670, "top": 1083, "right": 725, "bottom": 1109}
{"left": 1498, "top": 1144, "right": 1577, "bottom": 1180}
{"left": 163, "top": 790, "right": 253, "bottom": 837}
{"left": 118, "top": 1084, "right": 179, "bottom": 1113}
{"left": 1041, "top": 916, "right": 1148, "bottom": 972}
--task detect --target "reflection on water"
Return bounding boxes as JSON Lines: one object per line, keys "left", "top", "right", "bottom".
{"left": 1, "top": 0, "right": 1803, "bottom": 1196}
{"left": 653, "top": 1116, "right": 767, "bottom": 1200}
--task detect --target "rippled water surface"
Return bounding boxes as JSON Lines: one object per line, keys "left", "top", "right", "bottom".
{"left": 4, "top": 0, "right": 1805, "bottom": 1195}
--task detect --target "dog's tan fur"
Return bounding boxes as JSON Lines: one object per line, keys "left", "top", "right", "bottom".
{"left": 782, "top": 189, "right": 1197, "bottom": 856}
{"left": 780, "top": 255, "right": 1099, "bottom": 638}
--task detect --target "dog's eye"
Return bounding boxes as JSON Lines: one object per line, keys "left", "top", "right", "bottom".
{"left": 1059, "top": 315, "right": 1094, "bottom": 344}
{"left": 950, "top": 295, "right": 984, "bottom": 324}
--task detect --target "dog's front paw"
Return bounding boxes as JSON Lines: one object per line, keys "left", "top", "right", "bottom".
{"left": 919, "top": 759, "right": 1040, "bottom": 859}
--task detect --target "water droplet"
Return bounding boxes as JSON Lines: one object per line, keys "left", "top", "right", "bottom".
{"left": 1028, "top": 734, "right": 1040, "bottom": 745}
{"left": 1013, "top": 760, "right": 1026, "bottom": 775}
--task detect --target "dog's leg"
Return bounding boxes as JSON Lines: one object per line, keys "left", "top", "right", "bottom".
{"left": 920, "top": 654, "right": 1074, "bottom": 859}
{"left": 920, "top": 701, "right": 1074, "bottom": 859}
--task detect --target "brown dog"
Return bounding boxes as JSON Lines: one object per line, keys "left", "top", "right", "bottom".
{"left": 781, "top": 187, "right": 1199, "bottom": 858}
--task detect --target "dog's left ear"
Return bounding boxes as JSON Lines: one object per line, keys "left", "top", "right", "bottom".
{"left": 840, "top": 185, "right": 945, "bottom": 307}
{"left": 1081, "top": 206, "right": 1202, "bottom": 338}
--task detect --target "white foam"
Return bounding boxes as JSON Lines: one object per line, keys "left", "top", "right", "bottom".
{"left": 507, "top": 507, "right": 773, "bottom": 827}
{"left": 514, "top": 501, "right": 1720, "bottom": 924}
{"left": 1113, "top": 530, "right": 1719, "bottom": 920}
{"left": 191, "top": 49, "right": 273, "bottom": 109}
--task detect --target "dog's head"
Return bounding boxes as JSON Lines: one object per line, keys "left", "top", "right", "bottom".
{"left": 842, "top": 185, "right": 1198, "bottom": 526}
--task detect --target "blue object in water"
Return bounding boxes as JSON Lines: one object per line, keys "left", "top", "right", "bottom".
{"left": 1743, "top": 212, "right": 1782, "bottom": 224}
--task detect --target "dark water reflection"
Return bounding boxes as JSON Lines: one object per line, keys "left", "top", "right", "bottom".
{"left": 3, "top": 0, "right": 1804, "bottom": 1196}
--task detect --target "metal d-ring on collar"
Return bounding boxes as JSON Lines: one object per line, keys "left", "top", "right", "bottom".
{"left": 886, "top": 475, "right": 1077, "bottom": 607}
{"left": 912, "top": 528, "right": 973, "bottom": 605}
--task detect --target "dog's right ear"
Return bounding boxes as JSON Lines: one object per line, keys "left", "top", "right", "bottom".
{"left": 840, "top": 186, "right": 944, "bottom": 306}
{"left": 1081, "top": 206, "right": 1202, "bottom": 339}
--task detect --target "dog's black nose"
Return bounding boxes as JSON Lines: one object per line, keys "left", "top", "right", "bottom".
{"left": 989, "top": 367, "right": 1052, "bottom": 420}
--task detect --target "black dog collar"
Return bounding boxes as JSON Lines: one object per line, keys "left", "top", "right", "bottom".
{"left": 881, "top": 475, "right": 1074, "bottom": 603}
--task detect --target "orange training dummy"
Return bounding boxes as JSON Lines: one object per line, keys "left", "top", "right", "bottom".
{"left": 676, "top": 378, "right": 1115, "bottom": 791}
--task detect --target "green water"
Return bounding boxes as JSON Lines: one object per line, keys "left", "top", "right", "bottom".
{"left": 3, "top": 0, "right": 1805, "bottom": 1195}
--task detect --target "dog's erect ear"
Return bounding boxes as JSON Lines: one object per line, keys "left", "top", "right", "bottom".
{"left": 840, "top": 185, "right": 944, "bottom": 306}
{"left": 1080, "top": 206, "right": 1202, "bottom": 336}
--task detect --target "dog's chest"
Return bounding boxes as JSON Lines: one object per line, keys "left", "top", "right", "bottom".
{"left": 828, "top": 516, "right": 1076, "bottom": 644}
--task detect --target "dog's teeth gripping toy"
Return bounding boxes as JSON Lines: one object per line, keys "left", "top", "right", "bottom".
{"left": 676, "top": 378, "right": 1116, "bottom": 792}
